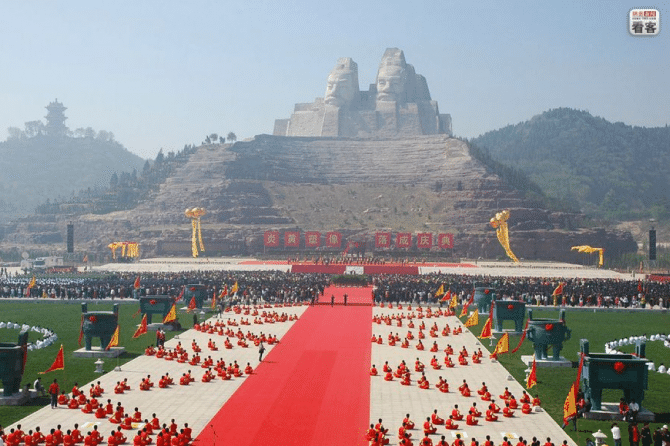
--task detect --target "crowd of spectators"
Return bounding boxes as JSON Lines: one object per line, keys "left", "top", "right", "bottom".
{"left": 1, "top": 269, "right": 670, "bottom": 309}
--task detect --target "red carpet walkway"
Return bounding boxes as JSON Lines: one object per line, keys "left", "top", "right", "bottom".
{"left": 319, "top": 285, "right": 374, "bottom": 305}
{"left": 194, "top": 301, "right": 372, "bottom": 446}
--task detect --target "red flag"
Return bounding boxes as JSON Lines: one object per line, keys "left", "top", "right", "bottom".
{"left": 479, "top": 316, "right": 492, "bottom": 339}
{"left": 106, "top": 325, "right": 119, "bottom": 351}
{"left": 177, "top": 286, "right": 185, "bottom": 301}
{"left": 133, "top": 314, "right": 148, "bottom": 338}
{"left": 460, "top": 289, "right": 475, "bottom": 317}
{"left": 526, "top": 355, "right": 537, "bottom": 389}
{"left": 552, "top": 282, "right": 564, "bottom": 296}
{"left": 511, "top": 318, "right": 530, "bottom": 353}
{"left": 78, "top": 315, "right": 84, "bottom": 346}
{"left": 637, "top": 280, "right": 642, "bottom": 293}
{"left": 39, "top": 345, "right": 64, "bottom": 374}
{"left": 440, "top": 290, "right": 451, "bottom": 302}
{"left": 187, "top": 296, "right": 197, "bottom": 312}
{"left": 134, "top": 276, "right": 141, "bottom": 290}
{"left": 131, "top": 307, "right": 142, "bottom": 318}
{"left": 219, "top": 285, "right": 228, "bottom": 298}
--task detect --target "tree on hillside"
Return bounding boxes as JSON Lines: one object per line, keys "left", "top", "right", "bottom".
{"left": 219, "top": 136, "right": 225, "bottom": 144}
{"left": 227, "top": 132, "right": 237, "bottom": 143}
{"left": 24, "top": 121, "right": 45, "bottom": 137}
{"left": 7, "top": 127, "right": 23, "bottom": 140}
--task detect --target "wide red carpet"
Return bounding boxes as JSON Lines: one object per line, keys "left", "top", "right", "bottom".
{"left": 319, "top": 285, "right": 373, "bottom": 305}
{"left": 194, "top": 303, "right": 372, "bottom": 446}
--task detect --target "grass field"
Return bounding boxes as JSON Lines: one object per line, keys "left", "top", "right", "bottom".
{"left": 2, "top": 301, "right": 669, "bottom": 444}
{"left": 0, "top": 300, "right": 200, "bottom": 426}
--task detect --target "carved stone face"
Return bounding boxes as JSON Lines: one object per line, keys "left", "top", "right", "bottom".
{"left": 376, "top": 63, "right": 406, "bottom": 103}
{"left": 324, "top": 60, "right": 358, "bottom": 107}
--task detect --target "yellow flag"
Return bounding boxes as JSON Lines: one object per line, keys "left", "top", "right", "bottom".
{"left": 211, "top": 292, "right": 217, "bottom": 310}
{"left": 231, "top": 281, "right": 239, "bottom": 294}
{"left": 163, "top": 303, "right": 177, "bottom": 324}
{"left": 449, "top": 293, "right": 458, "bottom": 308}
{"left": 106, "top": 325, "right": 119, "bottom": 350}
{"left": 29, "top": 276, "right": 36, "bottom": 288}
{"left": 490, "top": 332, "right": 509, "bottom": 358}
{"left": 563, "top": 382, "right": 578, "bottom": 425}
{"left": 435, "top": 284, "right": 444, "bottom": 297}
{"left": 465, "top": 310, "right": 479, "bottom": 327}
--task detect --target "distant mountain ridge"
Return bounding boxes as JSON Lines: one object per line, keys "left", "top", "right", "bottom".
{"left": 471, "top": 108, "right": 670, "bottom": 220}
{"left": 0, "top": 133, "right": 145, "bottom": 220}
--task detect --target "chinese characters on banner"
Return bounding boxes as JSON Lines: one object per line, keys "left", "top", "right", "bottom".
{"left": 417, "top": 232, "right": 433, "bottom": 249}
{"left": 264, "top": 230, "right": 454, "bottom": 249}
{"left": 284, "top": 231, "right": 300, "bottom": 247}
{"left": 305, "top": 231, "right": 321, "bottom": 248}
{"left": 396, "top": 233, "right": 412, "bottom": 248}
{"left": 437, "top": 233, "right": 454, "bottom": 249}
{"left": 325, "top": 232, "right": 342, "bottom": 248}
{"left": 264, "top": 230, "right": 280, "bottom": 247}
{"left": 375, "top": 232, "right": 391, "bottom": 248}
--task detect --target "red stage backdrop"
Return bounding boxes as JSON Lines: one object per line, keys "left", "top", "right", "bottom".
{"left": 305, "top": 231, "right": 321, "bottom": 248}
{"left": 438, "top": 233, "right": 454, "bottom": 249}
{"left": 375, "top": 232, "right": 391, "bottom": 248}
{"left": 284, "top": 231, "right": 300, "bottom": 247}
{"left": 396, "top": 233, "right": 412, "bottom": 248}
{"left": 325, "top": 232, "right": 342, "bottom": 248}
{"left": 264, "top": 230, "right": 280, "bottom": 247}
{"left": 417, "top": 232, "right": 433, "bottom": 249}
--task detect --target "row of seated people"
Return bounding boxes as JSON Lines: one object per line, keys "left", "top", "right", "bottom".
{"left": 1, "top": 411, "right": 193, "bottom": 446}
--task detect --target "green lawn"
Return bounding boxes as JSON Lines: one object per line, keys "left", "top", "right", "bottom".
{"left": 465, "top": 308, "right": 670, "bottom": 445}
{"left": 0, "top": 300, "right": 199, "bottom": 426}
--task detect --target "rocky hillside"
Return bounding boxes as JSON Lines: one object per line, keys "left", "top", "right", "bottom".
{"left": 1, "top": 135, "right": 636, "bottom": 263}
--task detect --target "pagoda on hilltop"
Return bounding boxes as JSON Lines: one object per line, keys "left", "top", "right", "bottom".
{"left": 45, "top": 99, "right": 68, "bottom": 136}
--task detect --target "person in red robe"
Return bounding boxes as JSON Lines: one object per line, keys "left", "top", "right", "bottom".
{"left": 423, "top": 418, "right": 437, "bottom": 435}
{"left": 431, "top": 409, "right": 445, "bottom": 425}
{"left": 451, "top": 405, "right": 463, "bottom": 421}
{"left": 444, "top": 416, "right": 459, "bottom": 430}
{"left": 403, "top": 414, "right": 415, "bottom": 430}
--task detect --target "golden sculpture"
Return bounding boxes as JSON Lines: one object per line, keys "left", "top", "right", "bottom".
{"left": 490, "top": 210, "right": 519, "bottom": 263}
{"left": 185, "top": 207, "right": 206, "bottom": 257}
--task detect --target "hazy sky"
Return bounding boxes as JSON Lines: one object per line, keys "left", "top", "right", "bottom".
{"left": 1, "top": 0, "right": 668, "bottom": 159}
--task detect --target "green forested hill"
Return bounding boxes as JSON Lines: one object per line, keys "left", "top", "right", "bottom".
{"left": 471, "top": 108, "right": 670, "bottom": 220}
{"left": 0, "top": 133, "right": 145, "bottom": 219}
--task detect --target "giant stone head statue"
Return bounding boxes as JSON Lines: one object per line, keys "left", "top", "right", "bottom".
{"left": 324, "top": 57, "right": 359, "bottom": 108}
{"left": 376, "top": 48, "right": 409, "bottom": 103}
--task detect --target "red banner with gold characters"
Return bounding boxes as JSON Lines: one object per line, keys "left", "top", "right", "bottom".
{"left": 325, "top": 232, "right": 342, "bottom": 248}
{"left": 437, "top": 233, "right": 454, "bottom": 249}
{"left": 305, "top": 231, "right": 321, "bottom": 248}
{"left": 417, "top": 232, "right": 433, "bottom": 249}
{"left": 284, "top": 231, "right": 300, "bottom": 247}
{"left": 395, "top": 233, "right": 412, "bottom": 248}
{"left": 375, "top": 232, "right": 391, "bottom": 248}
{"left": 264, "top": 230, "right": 280, "bottom": 247}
